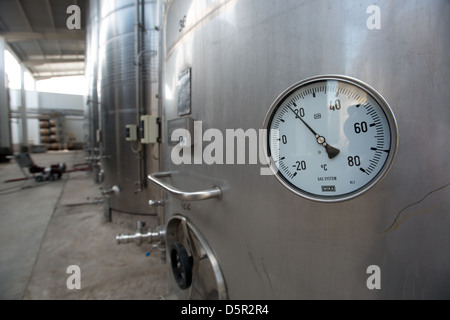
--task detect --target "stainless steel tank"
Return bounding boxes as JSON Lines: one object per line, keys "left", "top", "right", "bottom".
{"left": 93, "top": 0, "right": 161, "bottom": 217}
{"left": 84, "top": 0, "right": 101, "bottom": 180}
{"left": 155, "top": 0, "right": 450, "bottom": 299}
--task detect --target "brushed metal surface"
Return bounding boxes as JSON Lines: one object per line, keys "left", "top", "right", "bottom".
{"left": 160, "top": 0, "right": 450, "bottom": 299}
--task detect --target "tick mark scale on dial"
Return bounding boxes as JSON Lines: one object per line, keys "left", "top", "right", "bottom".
{"left": 371, "top": 147, "right": 389, "bottom": 153}
{"left": 360, "top": 168, "right": 370, "bottom": 175}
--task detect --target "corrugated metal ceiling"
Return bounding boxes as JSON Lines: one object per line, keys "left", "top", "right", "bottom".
{"left": 0, "top": 0, "right": 87, "bottom": 80}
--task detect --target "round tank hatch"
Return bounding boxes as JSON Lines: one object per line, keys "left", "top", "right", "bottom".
{"left": 164, "top": 215, "right": 227, "bottom": 300}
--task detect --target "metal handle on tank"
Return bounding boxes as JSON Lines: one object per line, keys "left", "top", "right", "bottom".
{"left": 148, "top": 172, "right": 222, "bottom": 201}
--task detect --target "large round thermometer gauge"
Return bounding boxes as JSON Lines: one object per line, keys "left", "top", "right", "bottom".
{"left": 263, "top": 75, "right": 398, "bottom": 202}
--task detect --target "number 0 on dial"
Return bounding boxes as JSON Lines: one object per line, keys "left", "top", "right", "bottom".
{"left": 263, "top": 75, "right": 398, "bottom": 202}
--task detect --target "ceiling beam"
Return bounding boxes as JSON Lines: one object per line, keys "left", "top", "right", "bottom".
{"left": 0, "top": 32, "right": 85, "bottom": 43}
{"left": 14, "top": 0, "right": 33, "bottom": 31}
{"left": 24, "top": 58, "right": 85, "bottom": 66}
{"left": 33, "top": 71, "right": 85, "bottom": 80}
{"left": 14, "top": 0, "right": 46, "bottom": 64}
{"left": 44, "top": 0, "right": 62, "bottom": 57}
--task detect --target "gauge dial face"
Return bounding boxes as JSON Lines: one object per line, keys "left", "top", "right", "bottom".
{"left": 264, "top": 75, "right": 398, "bottom": 202}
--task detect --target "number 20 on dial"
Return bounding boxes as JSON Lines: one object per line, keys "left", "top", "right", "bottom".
{"left": 263, "top": 75, "right": 398, "bottom": 202}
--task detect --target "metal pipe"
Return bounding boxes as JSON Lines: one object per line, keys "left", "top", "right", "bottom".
{"left": 135, "top": 0, "right": 142, "bottom": 182}
{"left": 134, "top": 0, "right": 146, "bottom": 192}
{"left": 149, "top": 199, "right": 164, "bottom": 207}
{"left": 135, "top": 0, "right": 141, "bottom": 122}
{"left": 156, "top": 0, "right": 164, "bottom": 229}
{"left": 116, "top": 221, "right": 166, "bottom": 246}
{"left": 101, "top": 185, "right": 120, "bottom": 195}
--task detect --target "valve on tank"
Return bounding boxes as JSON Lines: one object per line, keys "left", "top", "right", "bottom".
{"left": 116, "top": 221, "right": 166, "bottom": 261}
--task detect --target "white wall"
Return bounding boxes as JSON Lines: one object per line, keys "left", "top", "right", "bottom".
{"left": 38, "top": 92, "right": 84, "bottom": 111}
{"left": 64, "top": 116, "right": 85, "bottom": 143}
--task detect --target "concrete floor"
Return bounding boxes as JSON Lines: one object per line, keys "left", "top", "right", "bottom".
{"left": 0, "top": 150, "right": 168, "bottom": 300}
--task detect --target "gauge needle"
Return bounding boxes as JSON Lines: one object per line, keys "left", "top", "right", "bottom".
{"left": 287, "top": 106, "right": 340, "bottom": 159}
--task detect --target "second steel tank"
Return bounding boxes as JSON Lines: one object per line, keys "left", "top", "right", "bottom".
{"left": 95, "top": 0, "right": 161, "bottom": 217}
